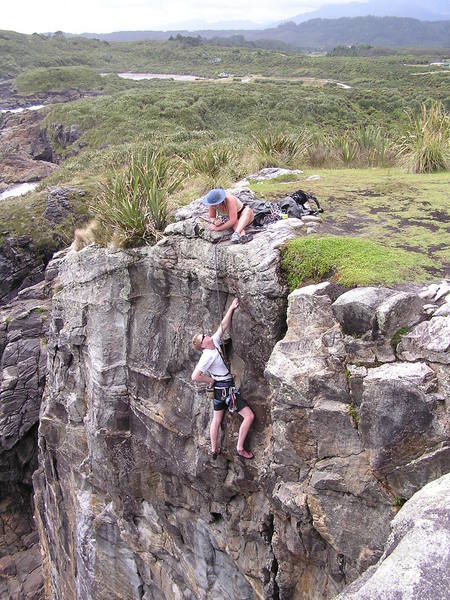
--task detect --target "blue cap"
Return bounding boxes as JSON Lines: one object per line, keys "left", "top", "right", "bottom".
{"left": 202, "top": 188, "right": 226, "bottom": 206}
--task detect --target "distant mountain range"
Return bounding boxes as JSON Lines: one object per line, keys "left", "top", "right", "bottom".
{"left": 278, "top": 0, "right": 450, "bottom": 24}
{"left": 74, "top": 16, "right": 450, "bottom": 49}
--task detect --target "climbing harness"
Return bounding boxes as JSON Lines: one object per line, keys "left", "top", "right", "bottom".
{"left": 225, "top": 387, "right": 240, "bottom": 414}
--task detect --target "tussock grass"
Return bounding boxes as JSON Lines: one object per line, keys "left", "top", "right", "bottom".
{"left": 399, "top": 101, "right": 449, "bottom": 173}
{"left": 281, "top": 235, "right": 431, "bottom": 289}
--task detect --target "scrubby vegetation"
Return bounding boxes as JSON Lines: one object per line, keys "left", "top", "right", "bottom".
{"left": 13, "top": 66, "right": 103, "bottom": 94}
{"left": 1, "top": 31, "right": 448, "bottom": 285}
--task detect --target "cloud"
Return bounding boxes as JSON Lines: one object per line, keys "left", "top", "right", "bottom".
{"left": 3, "top": 0, "right": 365, "bottom": 34}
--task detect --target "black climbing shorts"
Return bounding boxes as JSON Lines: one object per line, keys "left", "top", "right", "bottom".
{"left": 213, "top": 380, "right": 248, "bottom": 412}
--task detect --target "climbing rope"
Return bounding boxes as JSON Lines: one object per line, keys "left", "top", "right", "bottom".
{"left": 214, "top": 244, "right": 228, "bottom": 362}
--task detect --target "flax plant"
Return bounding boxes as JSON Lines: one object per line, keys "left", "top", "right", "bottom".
{"left": 354, "top": 125, "right": 390, "bottom": 166}
{"left": 335, "top": 134, "right": 359, "bottom": 165}
{"left": 399, "top": 101, "right": 449, "bottom": 173}
{"left": 253, "top": 130, "right": 307, "bottom": 168}
{"left": 189, "top": 146, "right": 235, "bottom": 181}
{"left": 92, "top": 148, "right": 183, "bottom": 247}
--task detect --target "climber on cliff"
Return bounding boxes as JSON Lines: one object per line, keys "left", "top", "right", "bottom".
{"left": 191, "top": 298, "right": 255, "bottom": 460}
{"left": 203, "top": 188, "right": 255, "bottom": 244}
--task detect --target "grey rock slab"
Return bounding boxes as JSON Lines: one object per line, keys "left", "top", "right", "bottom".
{"left": 332, "top": 287, "right": 395, "bottom": 336}
{"left": 347, "top": 365, "right": 368, "bottom": 406}
{"left": 433, "top": 280, "right": 450, "bottom": 302}
{"left": 375, "top": 291, "right": 424, "bottom": 338}
{"left": 363, "top": 361, "right": 436, "bottom": 391}
{"left": 336, "top": 473, "right": 450, "bottom": 600}
{"left": 307, "top": 487, "right": 391, "bottom": 570}
{"left": 272, "top": 482, "right": 308, "bottom": 518}
{"left": 245, "top": 167, "right": 302, "bottom": 181}
{"left": 386, "top": 444, "right": 450, "bottom": 499}
{"left": 360, "top": 362, "right": 439, "bottom": 474}
{"left": 306, "top": 226, "right": 319, "bottom": 234}
{"left": 397, "top": 316, "right": 450, "bottom": 364}
{"left": 310, "top": 398, "right": 363, "bottom": 459}
{"left": 433, "top": 302, "right": 450, "bottom": 317}
{"left": 266, "top": 283, "right": 349, "bottom": 408}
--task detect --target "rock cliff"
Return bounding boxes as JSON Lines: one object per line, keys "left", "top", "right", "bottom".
{"left": 0, "top": 279, "right": 51, "bottom": 599}
{"left": 28, "top": 202, "right": 449, "bottom": 599}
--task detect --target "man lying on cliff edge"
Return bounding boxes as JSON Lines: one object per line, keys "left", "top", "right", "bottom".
{"left": 191, "top": 298, "right": 255, "bottom": 460}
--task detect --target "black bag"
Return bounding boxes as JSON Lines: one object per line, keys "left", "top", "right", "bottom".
{"left": 287, "top": 189, "right": 323, "bottom": 216}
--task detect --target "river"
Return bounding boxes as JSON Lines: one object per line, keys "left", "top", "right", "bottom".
{"left": 116, "top": 73, "right": 203, "bottom": 81}
{"left": 0, "top": 104, "right": 45, "bottom": 114}
{"left": 0, "top": 182, "right": 39, "bottom": 200}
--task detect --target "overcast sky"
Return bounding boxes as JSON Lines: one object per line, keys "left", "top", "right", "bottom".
{"left": 2, "top": 0, "right": 365, "bottom": 34}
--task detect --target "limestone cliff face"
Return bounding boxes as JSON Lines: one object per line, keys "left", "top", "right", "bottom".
{"left": 32, "top": 212, "right": 449, "bottom": 600}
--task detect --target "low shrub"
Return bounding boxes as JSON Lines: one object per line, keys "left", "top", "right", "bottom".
{"left": 305, "top": 131, "right": 333, "bottom": 167}
{"left": 335, "top": 133, "right": 359, "bottom": 165}
{"left": 354, "top": 125, "right": 391, "bottom": 167}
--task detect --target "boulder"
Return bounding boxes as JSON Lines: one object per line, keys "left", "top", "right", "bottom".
{"left": 397, "top": 316, "right": 450, "bottom": 364}
{"left": 359, "top": 362, "right": 449, "bottom": 494}
{"left": 336, "top": 473, "right": 450, "bottom": 600}
{"left": 375, "top": 290, "right": 424, "bottom": 338}
{"left": 332, "top": 287, "right": 395, "bottom": 336}
{"left": 25, "top": 185, "right": 450, "bottom": 600}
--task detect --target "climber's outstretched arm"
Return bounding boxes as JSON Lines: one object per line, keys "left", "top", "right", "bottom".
{"left": 214, "top": 298, "right": 239, "bottom": 337}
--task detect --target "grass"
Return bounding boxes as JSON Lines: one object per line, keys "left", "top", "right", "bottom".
{"left": 188, "top": 145, "right": 239, "bottom": 185}
{"left": 41, "top": 161, "right": 449, "bottom": 285}
{"left": 391, "top": 327, "right": 409, "bottom": 348}
{"left": 348, "top": 403, "right": 360, "bottom": 426}
{"left": 253, "top": 130, "right": 308, "bottom": 168}
{"left": 1, "top": 31, "right": 449, "bottom": 88}
{"left": 281, "top": 236, "right": 432, "bottom": 289}
{"left": 0, "top": 33, "right": 448, "bottom": 287}
{"left": 393, "top": 495, "right": 407, "bottom": 508}
{"left": 250, "top": 168, "right": 449, "bottom": 278}
{"left": 38, "top": 78, "right": 447, "bottom": 155}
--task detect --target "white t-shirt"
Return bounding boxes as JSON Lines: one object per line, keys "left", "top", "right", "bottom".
{"left": 194, "top": 328, "right": 230, "bottom": 380}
